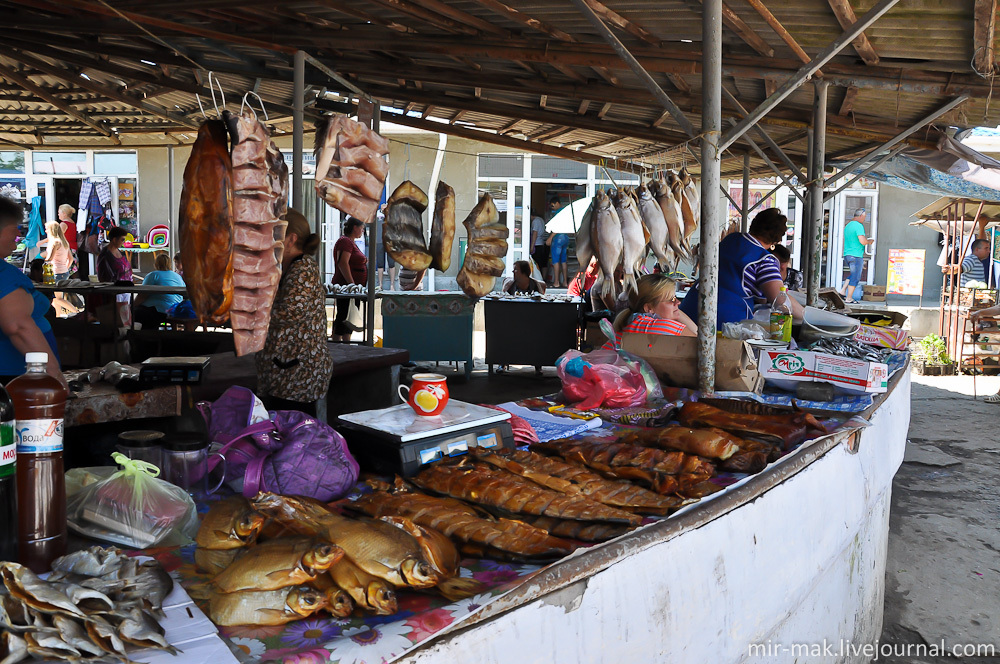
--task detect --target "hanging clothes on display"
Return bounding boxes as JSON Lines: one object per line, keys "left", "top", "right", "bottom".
{"left": 24, "top": 195, "right": 44, "bottom": 262}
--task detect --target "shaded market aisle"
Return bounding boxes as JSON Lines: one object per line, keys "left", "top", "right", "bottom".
{"left": 881, "top": 376, "right": 1000, "bottom": 663}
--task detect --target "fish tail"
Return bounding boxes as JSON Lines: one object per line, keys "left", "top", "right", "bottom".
{"left": 436, "top": 577, "right": 486, "bottom": 601}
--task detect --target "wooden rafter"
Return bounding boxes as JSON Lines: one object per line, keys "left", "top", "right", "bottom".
{"left": 8, "top": 0, "right": 298, "bottom": 54}
{"left": 839, "top": 85, "right": 860, "bottom": 115}
{"left": 597, "top": 102, "right": 612, "bottom": 118}
{"left": 497, "top": 118, "right": 521, "bottom": 133}
{"left": 581, "top": 0, "right": 660, "bottom": 46}
{"left": 404, "top": 0, "right": 510, "bottom": 36}
{"left": 826, "top": 0, "right": 880, "bottom": 65}
{"left": 311, "top": 0, "right": 412, "bottom": 32}
{"left": 577, "top": 99, "right": 590, "bottom": 114}
{"left": 667, "top": 73, "right": 691, "bottom": 94}
{"left": 539, "top": 127, "right": 575, "bottom": 143}
{"left": 450, "top": 109, "right": 467, "bottom": 123}
{"left": 742, "top": 0, "right": 814, "bottom": 67}
{"left": 363, "top": 0, "right": 477, "bottom": 34}
{"left": 8, "top": 49, "right": 199, "bottom": 128}
{"left": 695, "top": 0, "right": 773, "bottom": 57}
{"left": 974, "top": 0, "right": 998, "bottom": 74}
{"left": 0, "top": 64, "right": 115, "bottom": 139}
{"left": 651, "top": 110, "right": 670, "bottom": 128}
{"left": 466, "top": 0, "right": 572, "bottom": 40}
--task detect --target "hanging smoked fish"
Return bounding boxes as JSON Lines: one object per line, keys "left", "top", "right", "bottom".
{"left": 180, "top": 120, "right": 234, "bottom": 325}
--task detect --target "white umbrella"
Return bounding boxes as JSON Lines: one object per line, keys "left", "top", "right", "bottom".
{"left": 545, "top": 198, "right": 591, "bottom": 235}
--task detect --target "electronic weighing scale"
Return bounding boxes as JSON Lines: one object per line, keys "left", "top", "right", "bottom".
{"left": 337, "top": 400, "right": 515, "bottom": 476}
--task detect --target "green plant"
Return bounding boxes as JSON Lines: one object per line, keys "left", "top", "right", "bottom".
{"left": 917, "top": 334, "right": 951, "bottom": 365}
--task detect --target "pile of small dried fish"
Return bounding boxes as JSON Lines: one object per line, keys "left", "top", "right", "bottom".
{"left": 809, "top": 337, "right": 891, "bottom": 363}
{"left": 194, "top": 495, "right": 267, "bottom": 576}
{"left": 0, "top": 548, "right": 177, "bottom": 663}
{"left": 314, "top": 114, "right": 390, "bottom": 223}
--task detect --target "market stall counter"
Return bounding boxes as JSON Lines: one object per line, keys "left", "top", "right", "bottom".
{"left": 483, "top": 295, "right": 582, "bottom": 373}
{"left": 381, "top": 293, "right": 474, "bottom": 379}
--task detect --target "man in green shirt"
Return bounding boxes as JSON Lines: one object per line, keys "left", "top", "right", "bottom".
{"left": 840, "top": 208, "right": 873, "bottom": 303}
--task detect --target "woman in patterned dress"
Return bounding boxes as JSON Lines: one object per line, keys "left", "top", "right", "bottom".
{"left": 255, "top": 209, "right": 333, "bottom": 416}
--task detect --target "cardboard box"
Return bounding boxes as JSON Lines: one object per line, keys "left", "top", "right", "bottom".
{"left": 854, "top": 324, "right": 910, "bottom": 350}
{"left": 818, "top": 288, "right": 847, "bottom": 311}
{"left": 621, "top": 333, "right": 763, "bottom": 393}
{"left": 759, "top": 349, "right": 889, "bottom": 394}
{"left": 847, "top": 309, "right": 908, "bottom": 327}
{"left": 862, "top": 284, "right": 886, "bottom": 301}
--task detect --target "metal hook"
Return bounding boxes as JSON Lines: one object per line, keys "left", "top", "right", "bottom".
{"left": 196, "top": 94, "right": 207, "bottom": 119}
{"left": 240, "top": 91, "right": 269, "bottom": 121}
{"left": 208, "top": 71, "right": 226, "bottom": 118}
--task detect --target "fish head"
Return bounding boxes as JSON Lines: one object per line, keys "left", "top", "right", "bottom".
{"left": 636, "top": 183, "right": 651, "bottom": 199}
{"left": 324, "top": 588, "right": 353, "bottom": 618}
{"left": 400, "top": 558, "right": 440, "bottom": 588}
{"left": 302, "top": 543, "right": 344, "bottom": 574}
{"left": 286, "top": 587, "right": 327, "bottom": 618}
{"left": 235, "top": 510, "right": 267, "bottom": 541}
{"left": 366, "top": 583, "right": 398, "bottom": 616}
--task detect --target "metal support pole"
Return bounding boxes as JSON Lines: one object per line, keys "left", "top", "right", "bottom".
{"left": 824, "top": 144, "right": 907, "bottom": 202}
{"left": 720, "top": 0, "right": 900, "bottom": 150}
{"left": 734, "top": 120, "right": 806, "bottom": 203}
{"left": 807, "top": 80, "right": 828, "bottom": 307}
{"left": 365, "top": 105, "right": 380, "bottom": 347}
{"left": 699, "top": 0, "right": 722, "bottom": 394}
{"left": 166, "top": 145, "right": 175, "bottom": 244}
{"left": 723, "top": 87, "right": 805, "bottom": 183}
{"left": 741, "top": 153, "right": 750, "bottom": 232}
{"left": 748, "top": 181, "right": 783, "bottom": 215}
{"left": 570, "top": 0, "right": 696, "bottom": 138}
{"left": 292, "top": 50, "right": 305, "bottom": 211}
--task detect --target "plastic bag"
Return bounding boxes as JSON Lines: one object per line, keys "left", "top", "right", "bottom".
{"left": 722, "top": 319, "right": 769, "bottom": 341}
{"left": 556, "top": 320, "right": 663, "bottom": 409}
{"left": 67, "top": 453, "right": 198, "bottom": 549}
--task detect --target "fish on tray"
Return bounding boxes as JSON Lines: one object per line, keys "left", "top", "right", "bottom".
{"left": 678, "top": 401, "right": 828, "bottom": 449}
{"left": 211, "top": 537, "right": 344, "bottom": 593}
{"left": 616, "top": 426, "right": 742, "bottom": 460}
{"left": 472, "top": 449, "right": 686, "bottom": 516}
{"left": 349, "top": 484, "right": 578, "bottom": 561}
{"left": 208, "top": 585, "right": 328, "bottom": 627}
{"left": 411, "top": 460, "right": 642, "bottom": 526}
{"left": 325, "top": 558, "right": 398, "bottom": 616}
{"left": 530, "top": 440, "right": 715, "bottom": 495}
{"left": 196, "top": 495, "right": 268, "bottom": 551}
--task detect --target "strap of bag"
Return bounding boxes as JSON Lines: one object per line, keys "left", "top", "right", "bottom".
{"left": 206, "top": 420, "right": 276, "bottom": 473}
{"left": 242, "top": 452, "right": 269, "bottom": 497}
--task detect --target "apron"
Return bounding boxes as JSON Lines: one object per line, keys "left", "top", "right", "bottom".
{"left": 680, "top": 233, "right": 771, "bottom": 327}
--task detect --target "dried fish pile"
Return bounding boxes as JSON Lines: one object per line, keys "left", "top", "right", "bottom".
{"left": 678, "top": 401, "right": 827, "bottom": 450}
{"left": 0, "top": 548, "right": 177, "bottom": 663}
{"left": 228, "top": 110, "right": 289, "bottom": 356}
{"left": 314, "top": 114, "right": 390, "bottom": 223}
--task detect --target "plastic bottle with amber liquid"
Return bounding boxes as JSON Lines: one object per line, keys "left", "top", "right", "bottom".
{"left": 7, "top": 352, "right": 67, "bottom": 572}
{"left": 0, "top": 383, "right": 15, "bottom": 561}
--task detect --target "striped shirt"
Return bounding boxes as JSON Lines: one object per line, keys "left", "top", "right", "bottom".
{"left": 742, "top": 235, "right": 784, "bottom": 298}
{"left": 961, "top": 255, "right": 986, "bottom": 286}
{"left": 603, "top": 313, "right": 686, "bottom": 350}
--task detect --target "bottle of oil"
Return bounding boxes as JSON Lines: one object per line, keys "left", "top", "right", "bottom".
{"left": 7, "top": 352, "right": 66, "bottom": 572}
{"left": 0, "top": 384, "right": 15, "bottom": 561}
{"left": 769, "top": 286, "right": 793, "bottom": 343}
{"left": 42, "top": 262, "right": 54, "bottom": 285}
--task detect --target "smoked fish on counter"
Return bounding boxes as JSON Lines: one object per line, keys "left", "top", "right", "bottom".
{"left": 179, "top": 119, "right": 234, "bottom": 325}
{"left": 472, "top": 448, "right": 687, "bottom": 516}
{"left": 349, "top": 486, "right": 578, "bottom": 560}
{"left": 530, "top": 440, "right": 714, "bottom": 495}
{"left": 678, "top": 401, "right": 827, "bottom": 449}
{"left": 616, "top": 426, "right": 742, "bottom": 460}
{"left": 411, "top": 460, "right": 642, "bottom": 526}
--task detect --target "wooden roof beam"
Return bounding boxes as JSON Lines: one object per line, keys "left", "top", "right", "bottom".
{"left": 9, "top": 0, "right": 298, "bottom": 55}
{"left": 539, "top": 127, "right": 576, "bottom": 143}
{"left": 0, "top": 64, "right": 115, "bottom": 139}
{"left": 404, "top": 0, "right": 510, "bottom": 36}
{"left": 577, "top": 100, "right": 590, "bottom": 115}
{"left": 581, "top": 0, "right": 660, "bottom": 46}
{"left": 551, "top": 63, "right": 588, "bottom": 83}
{"left": 383, "top": 110, "right": 609, "bottom": 165}
{"left": 695, "top": 0, "right": 773, "bottom": 57}
{"left": 667, "top": 73, "right": 691, "bottom": 94}
{"left": 743, "top": 0, "right": 815, "bottom": 68}
{"left": 597, "top": 102, "right": 612, "bottom": 118}
{"left": 592, "top": 67, "right": 619, "bottom": 86}
{"left": 450, "top": 109, "right": 466, "bottom": 124}
{"left": 974, "top": 0, "right": 998, "bottom": 74}
{"left": 364, "top": 0, "right": 477, "bottom": 34}
{"left": 311, "top": 0, "right": 412, "bottom": 32}
{"left": 497, "top": 118, "right": 521, "bottom": 133}
{"left": 826, "top": 0, "right": 880, "bottom": 65}
{"left": 839, "top": 85, "right": 860, "bottom": 116}
{"left": 7, "top": 49, "right": 200, "bottom": 129}
{"left": 466, "top": 0, "right": 573, "bottom": 41}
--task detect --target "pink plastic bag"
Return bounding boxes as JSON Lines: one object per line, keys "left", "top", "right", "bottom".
{"left": 556, "top": 347, "right": 660, "bottom": 410}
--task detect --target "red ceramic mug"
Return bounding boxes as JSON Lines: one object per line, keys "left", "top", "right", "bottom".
{"left": 398, "top": 373, "right": 449, "bottom": 416}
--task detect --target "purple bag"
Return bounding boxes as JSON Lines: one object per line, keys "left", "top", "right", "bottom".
{"left": 197, "top": 386, "right": 360, "bottom": 501}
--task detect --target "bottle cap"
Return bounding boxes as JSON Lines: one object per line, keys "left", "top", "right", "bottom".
{"left": 25, "top": 352, "right": 48, "bottom": 364}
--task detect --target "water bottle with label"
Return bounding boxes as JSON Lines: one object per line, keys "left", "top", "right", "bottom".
{"left": 42, "top": 262, "right": 54, "bottom": 285}
{"left": 7, "top": 352, "right": 67, "bottom": 572}
{"left": 769, "top": 286, "right": 793, "bottom": 343}
{"left": 0, "top": 384, "right": 15, "bottom": 561}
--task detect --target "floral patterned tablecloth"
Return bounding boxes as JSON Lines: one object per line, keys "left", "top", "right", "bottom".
{"left": 146, "top": 545, "right": 542, "bottom": 664}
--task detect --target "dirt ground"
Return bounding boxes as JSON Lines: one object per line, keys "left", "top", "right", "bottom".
{"left": 879, "top": 375, "right": 1000, "bottom": 663}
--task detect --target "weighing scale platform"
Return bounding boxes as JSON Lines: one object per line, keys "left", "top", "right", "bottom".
{"left": 337, "top": 400, "right": 515, "bottom": 476}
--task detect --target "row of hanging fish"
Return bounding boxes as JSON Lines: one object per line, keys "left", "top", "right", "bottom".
{"left": 0, "top": 548, "right": 176, "bottom": 663}
{"left": 179, "top": 107, "right": 288, "bottom": 355}
{"left": 314, "top": 114, "right": 390, "bottom": 224}
{"left": 382, "top": 180, "right": 456, "bottom": 273}
{"left": 577, "top": 168, "right": 700, "bottom": 304}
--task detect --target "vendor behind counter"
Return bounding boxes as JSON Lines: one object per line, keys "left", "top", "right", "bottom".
{"left": 680, "top": 208, "right": 805, "bottom": 327}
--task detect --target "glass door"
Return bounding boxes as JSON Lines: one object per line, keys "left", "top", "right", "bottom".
{"left": 504, "top": 179, "right": 528, "bottom": 277}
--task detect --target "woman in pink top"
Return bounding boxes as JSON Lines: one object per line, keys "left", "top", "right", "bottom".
{"left": 604, "top": 274, "right": 697, "bottom": 350}
{"left": 44, "top": 221, "right": 73, "bottom": 280}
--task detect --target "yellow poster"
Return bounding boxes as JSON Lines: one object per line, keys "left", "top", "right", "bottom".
{"left": 118, "top": 183, "right": 134, "bottom": 201}
{"left": 887, "top": 249, "right": 925, "bottom": 296}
